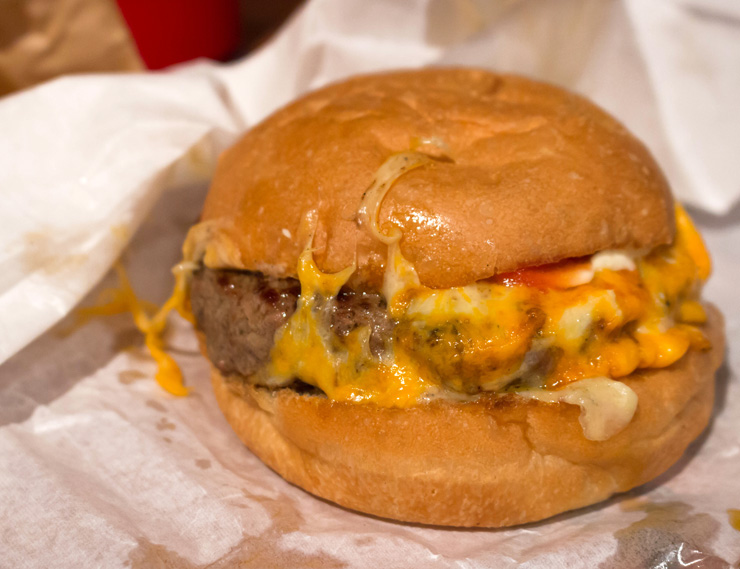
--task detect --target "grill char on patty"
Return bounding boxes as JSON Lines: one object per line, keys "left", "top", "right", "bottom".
{"left": 190, "top": 268, "right": 393, "bottom": 381}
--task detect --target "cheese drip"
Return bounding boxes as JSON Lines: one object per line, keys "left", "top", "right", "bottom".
{"left": 729, "top": 509, "right": 740, "bottom": 532}
{"left": 99, "top": 217, "right": 254, "bottom": 397}
{"left": 266, "top": 207, "right": 435, "bottom": 407}
{"left": 82, "top": 261, "right": 195, "bottom": 396}
{"left": 264, "top": 152, "right": 438, "bottom": 407}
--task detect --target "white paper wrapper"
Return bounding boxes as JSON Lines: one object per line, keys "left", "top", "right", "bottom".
{"left": 1, "top": 0, "right": 739, "bottom": 566}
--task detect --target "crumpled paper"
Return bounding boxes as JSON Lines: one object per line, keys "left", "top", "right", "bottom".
{"left": 1, "top": 0, "right": 739, "bottom": 566}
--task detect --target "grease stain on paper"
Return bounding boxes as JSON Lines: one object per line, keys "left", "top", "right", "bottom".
{"left": 125, "top": 493, "right": 348, "bottom": 568}
{"left": 21, "top": 230, "right": 86, "bottom": 275}
{"left": 156, "top": 417, "right": 176, "bottom": 431}
{"left": 600, "top": 498, "right": 730, "bottom": 569}
{"left": 126, "top": 538, "right": 199, "bottom": 569}
{"left": 119, "top": 370, "right": 148, "bottom": 385}
{"left": 228, "top": 491, "right": 348, "bottom": 569}
{"left": 146, "top": 399, "right": 167, "bottom": 412}
{"left": 111, "top": 223, "right": 130, "bottom": 244}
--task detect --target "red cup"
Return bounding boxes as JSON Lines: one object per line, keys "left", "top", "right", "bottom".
{"left": 116, "top": 0, "right": 240, "bottom": 70}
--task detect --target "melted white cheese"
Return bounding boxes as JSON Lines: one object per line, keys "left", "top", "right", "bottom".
{"left": 182, "top": 220, "right": 243, "bottom": 268}
{"left": 516, "top": 377, "right": 638, "bottom": 441}
{"left": 557, "top": 290, "right": 621, "bottom": 347}
{"left": 591, "top": 250, "right": 637, "bottom": 273}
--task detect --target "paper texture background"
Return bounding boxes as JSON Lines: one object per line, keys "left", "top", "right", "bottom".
{"left": 0, "top": 0, "right": 739, "bottom": 566}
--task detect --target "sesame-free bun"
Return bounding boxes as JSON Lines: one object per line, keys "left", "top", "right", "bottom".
{"left": 196, "top": 68, "right": 674, "bottom": 289}
{"left": 211, "top": 305, "right": 723, "bottom": 527}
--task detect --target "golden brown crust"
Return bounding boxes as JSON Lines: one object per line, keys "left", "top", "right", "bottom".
{"left": 210, "top": 305, "right": 723, "bottom": 527}
{"left": 198, "top": 68, "right": 674, "bottom": 289}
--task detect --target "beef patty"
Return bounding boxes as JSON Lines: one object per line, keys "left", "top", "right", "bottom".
{"left": 190, "top": 268, "right": 393, "bottom": 380}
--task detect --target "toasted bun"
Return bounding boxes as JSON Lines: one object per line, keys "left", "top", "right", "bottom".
{"left": 210, "top": 305, "right": 723, "bottom": 527}
{"left": 197, "top": 68, "right": 674, "bottom": 289}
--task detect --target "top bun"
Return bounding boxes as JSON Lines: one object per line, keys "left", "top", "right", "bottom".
{"left": 197, "top": 68, "right": 674, "bottom": 289}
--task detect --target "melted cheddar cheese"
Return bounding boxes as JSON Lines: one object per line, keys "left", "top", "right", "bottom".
{"left": 263, "top": 204, "right": 711, "bottom": 416}
{"left": 266, "top": 246, "right": 435, "bottom": 407}
{"left": 388, "top": 205, "right": 709, "bottom": 391}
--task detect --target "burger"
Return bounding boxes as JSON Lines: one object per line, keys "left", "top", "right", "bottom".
{"left": 173, "top": 69, "right": 723, "bottom": 527}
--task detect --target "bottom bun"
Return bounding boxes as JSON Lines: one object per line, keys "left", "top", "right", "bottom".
{"left": 210, "top": 305, "right": 724, "bottom": 527}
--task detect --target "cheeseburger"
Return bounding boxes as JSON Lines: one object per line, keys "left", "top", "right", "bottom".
{"left": 169, "top": 69, "right": 723, "bottom": 527}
